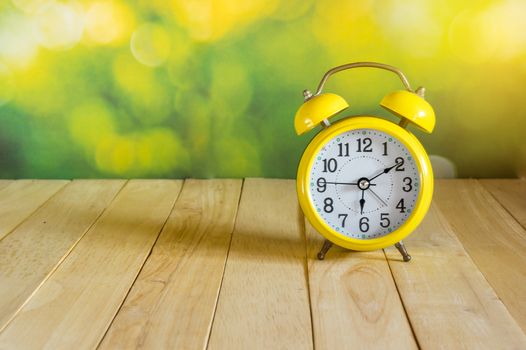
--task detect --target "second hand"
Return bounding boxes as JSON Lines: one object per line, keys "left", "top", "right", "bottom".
{"left": 368, "top": 187, "right": 388, "bottom": 207}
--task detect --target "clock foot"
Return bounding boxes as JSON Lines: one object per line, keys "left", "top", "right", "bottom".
{"left": 395, "top": 241, "right": 411, "bottom": 262}
{"left": 317, "top": 240, "right": 333, "bottom": 260}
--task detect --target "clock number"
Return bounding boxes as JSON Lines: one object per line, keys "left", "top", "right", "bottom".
{"left": 337, "top": 143, "right": 350, "bottom": 157}
{"left": 395, "top": 157, "right": 405, "bottom": 171}
{"left": 324, "top": 198, "right": 334, "bottom": 213}
{"left": 322, "top": 158, "right": 337, "bottom": 173}
{"left": 402, "top": 177, "right": 412, "bottom": 192}
{"left": 382, "top": 142, "right": 388, "bottom": 156}
{"left": 338, "top": 213, "right": 348, "bottom": 227}
{"left": 396, "top": 198, "right": 406, "bottom": 213}
{"left": 380, "top": 213, "right": 390, "bottom": 228}
{"left": 356, "top": 138, "right": 372, "bottom": 152}
{"left": 317, "top": 177, "right": 327, "bottom": 193}
{"left": 359, "top": 217, "right": 370, "bottom": 232}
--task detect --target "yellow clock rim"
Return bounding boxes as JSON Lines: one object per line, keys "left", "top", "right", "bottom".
{"left": 296, "top": 116, "right": 434, "bottom": 251}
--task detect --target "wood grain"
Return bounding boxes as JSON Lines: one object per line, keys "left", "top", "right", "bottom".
{"left": 480, "top": 179, "right": 526, "bottom": 228}
{"left": 99, "top": 179, "right": 242, "bottom": 349}
{"left": 0, "top": 180, "right": 68, "bottom": 241}
{"left": 207, "top": 179, "right": 313, "bottom": 350}
{"left": 0, "top": 180, "right": 182, "bottom": 350}
{"left": 385, "top": 202, "right": 526, "bottom": 349}
{"left": 0, "top": 180, "right": 125, "bottom": 329}
{"left": 434, "top": 179, "right": 526, "bottom": 332}
{"left": 306, "top": 221, "right": 417, "bottom": 349}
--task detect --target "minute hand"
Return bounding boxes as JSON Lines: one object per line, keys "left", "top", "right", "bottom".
{"left": 325, "top": 181, "right": 377, "bottom": 186}
{"left": 368, "top": 162, "right": 399, "bottom": 182}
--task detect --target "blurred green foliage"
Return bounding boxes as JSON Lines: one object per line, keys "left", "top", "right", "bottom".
{"left": 0, "top": 0, "right": 525, "bottom": 178}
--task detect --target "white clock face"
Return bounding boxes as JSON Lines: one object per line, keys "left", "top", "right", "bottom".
{"left": 308, "top": 128, "right": 421, "bottom": 240}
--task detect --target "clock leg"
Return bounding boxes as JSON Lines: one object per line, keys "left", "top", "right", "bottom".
{"left": 317, "top": 240, "right": 333, "bottom": 260}
{"left": 394, "top": 241, "right": 411, "bottom": 262}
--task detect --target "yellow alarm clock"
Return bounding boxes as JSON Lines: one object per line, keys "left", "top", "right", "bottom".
{"left": 295, "top": 62, "right": 435, "bottom": 261}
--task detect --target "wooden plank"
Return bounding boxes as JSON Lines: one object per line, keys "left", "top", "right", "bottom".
{"left": 385, "top": 200, "right": 526, "bottom": 348}
{"left": 480, "top": 179, "right": 526, "bottom": 228}
{"left": 306, "top": 222, "right": 417, "bottom": 349}
{"left": 99, "top": 179, "right": 242, "bottom": 349}
{"left": 0, "top": 180, "right": 68, "bottom": 241}
{"left": 0, "top": 180, "right": 182, "bottom": 350}
{"left": 0, "top": 180, "right": 125, "bottom": 329}
{"left": 207, "top": 179, "right": 313, "bottom": 350}
{"left": 433, "top": 179, "right": 526, "bottom": 332}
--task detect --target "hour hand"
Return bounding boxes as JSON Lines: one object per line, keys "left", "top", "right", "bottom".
{"left": 359, "top": 190, "right": 365, "bottom": 214}
{"left": 369, "top": 161, "right": 400, "bottom": 182}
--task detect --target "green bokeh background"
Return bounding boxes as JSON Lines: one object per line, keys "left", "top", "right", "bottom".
{"left": 0, "top": 0, "right": 525, "bottom": 179}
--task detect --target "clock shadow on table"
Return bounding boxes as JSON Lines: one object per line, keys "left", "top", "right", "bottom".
{"left": 224, "top": 222, "right": 406, "bottom": 264}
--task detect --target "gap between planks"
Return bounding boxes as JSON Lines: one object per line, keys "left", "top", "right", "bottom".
{"left": 480, "top": 179, "right": 526, "bottom": 229}
{"left": 434, "top": 179, "right": 526, "bottom": 333}
{"left": 98, "top": 179, "right": 242, "bottom": 349}
{"left": 0, "top": 180, "right": 183, "bottom": 350}
{"left": 306, "top": 220, "right": 417, "bottom": 349}
{"left": 303, "top": 179, "right": 526, "bottom": 349}
{"left": 204, "top": 179, "right": 246, "bottom": 349}
{"left": 299, "top": 210, "right": 317, "bottom": 350}
{"left": 385, "top": 192, "right": 526, "bottom": 348}
{"left": 207, "top": 179, "right": 313, "bottom": 350}
{"left": 0, "top": 180, "right": 69, "bottom": 241}
{"left": 0, "top": 180, "right": 127, "bottom": 331}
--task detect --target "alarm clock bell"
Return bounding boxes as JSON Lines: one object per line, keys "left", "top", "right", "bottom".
{"left": 294, "top": 62, "right": 435, "bottom": 135}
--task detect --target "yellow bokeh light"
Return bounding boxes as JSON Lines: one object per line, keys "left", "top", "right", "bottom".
{"left": 0, "top": 11, "right": 39, "bottom": 68}
{"left": 448, "top": 9, "right": 498, "bottom": 64}
{"left": 131, "top": 23, "right": 171, "bottom": 67}
{"left": 12, "top": 54, "right": 77, "bottom": 117}
{"left": 136, "top": 128, "right": 188, "bottom": 174}
{"left": 376, "top": 0, "right": 442, "bottom": 58}
{"left": 312, "top": 0, "right": 379, "bottom": 58}
{"left": 33, "top": 1, "right": 84, "bottom": 50}
{"left": 95, "top": 135, "right": 129, "bottom": 175}
{"left": 479, "top": 0, "right": 526, "bottom": 61}
{"left": 95, "top": 135, "right": 135, "bottom": 175}
{"left": 111, "top": 137, "right": 136, "bottom": 174}
{"left": 112, "top": 53, "right": 170, "bottom": 124}
{"left": 69, "top": 101, "right": 115, "bottom": 150}
{"left": 85, "top": 0, "right": 135, "bottom": 45}
{"left": 171, "top": 0, "right": 277, "bottom": 41}
{"left": 10, "top": 0, "right": 53, "bottom": 14}
{"left": 147, "top": 128, "right": 187, "bottom": 173}
{"left": 93, "top": 128, "right": 188, "bottom": 176}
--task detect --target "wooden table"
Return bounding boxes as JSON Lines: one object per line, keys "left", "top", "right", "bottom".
{"left": 0, "top": 179, "right": 524, "bottom": 349}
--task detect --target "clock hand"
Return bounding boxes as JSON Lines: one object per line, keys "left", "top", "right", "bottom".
{"left": 325, "top": 182, "right": 376, "bottom": 186}
{"left": 368, "top": 161, "right": 400, "bottom": 182}
{"left": 359, "top": 190, "right": 365, "bottom": 214}
{"left": 368, "top": 187, "right": 388, "bottom": 207}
